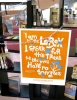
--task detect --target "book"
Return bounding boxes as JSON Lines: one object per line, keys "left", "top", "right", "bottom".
{"left": 64, "top": 82, "right": 77, "bottom": 100}
{"left": 8, "top": 76, "right": 20, "bottom": 95}
{"left": 12, "top": 36, "right": 19, "bottom": 39}
{"left": 41, "top": 85, "right": 50, "bottom": 99}
{"left": 33, "top": 5, "right": 37, "bottom": 26}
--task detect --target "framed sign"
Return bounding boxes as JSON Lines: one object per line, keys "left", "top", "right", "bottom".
{"left": 19, "top": 29, "right": 71, "bottom": 85}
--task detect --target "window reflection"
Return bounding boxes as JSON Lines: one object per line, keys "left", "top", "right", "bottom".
{"left": 63, "top": 0, "right": 77, "bottom": 27}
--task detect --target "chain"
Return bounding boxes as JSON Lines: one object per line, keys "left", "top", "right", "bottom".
{"left": 50, "top": 25, "right": 63, "bottom": 37}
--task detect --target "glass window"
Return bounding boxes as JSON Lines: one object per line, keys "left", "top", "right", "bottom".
{"left": 63, "top": 0, "right": 77, "bottom": 27}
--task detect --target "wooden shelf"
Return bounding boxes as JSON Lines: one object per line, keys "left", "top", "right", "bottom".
{"left": 63, "top": 23, "right": 77, "bottom": 28}
{"left": 4, "top": 39, "right": 19, "bottom": 41}
{"left": 1, "top": 2, "right": 26, "bottom": 4}
{"left": 32, "top": 25, "right": 61, "bottom": 28}
{"left": 8, "top": 50, "right": 20, "bottom": 53}
{"left": 30, "top": 98, "right": 65, "bottom": 100}
{"left": 0, "top": 35, "right": 19, "bottom": 41}
{"left": 1, "top": 84, "right": 29, "bottom": 98}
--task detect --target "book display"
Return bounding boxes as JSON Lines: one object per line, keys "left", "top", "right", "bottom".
{"left": 0, "top": 2, "right": 29, "bottom": 99}
{"left": 0, "top": 0, "right": 77, "bottom": 100}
